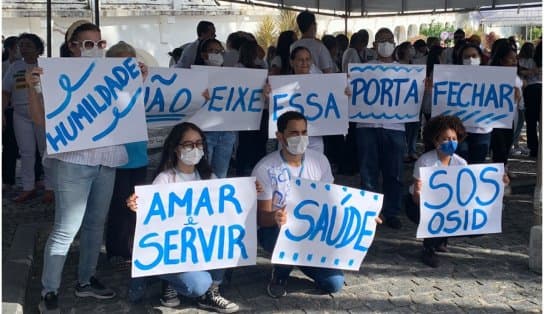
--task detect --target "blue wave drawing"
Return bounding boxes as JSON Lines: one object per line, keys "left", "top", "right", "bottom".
{"left": 349, "top": 112, "right": 418, "bottom": 120}
{"left": 150, "top": 73, "right": 177, "bottom": 85}
{"left": 349, "top": 65, "right": 424, "bottom": 73}
{"left": 147, "top": 117, "right": 184, "bottom": 123}
{"left": 439, "top": 110, "right": 510, "bottom": 125}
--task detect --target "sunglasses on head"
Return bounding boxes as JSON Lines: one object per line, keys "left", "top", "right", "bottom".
{"left": 72, "top": 40, "right": 107, "bottom": 50}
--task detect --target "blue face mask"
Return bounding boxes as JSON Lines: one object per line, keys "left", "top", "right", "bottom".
{"left": 439, "top": 140, "right": 458, "bottom": 156}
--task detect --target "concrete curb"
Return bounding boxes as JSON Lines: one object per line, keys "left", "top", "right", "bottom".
{"left": 2, "top": 223, "right": 43, "bottom": 314}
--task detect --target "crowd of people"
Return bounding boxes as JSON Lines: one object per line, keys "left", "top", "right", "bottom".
{"left": 1, "top": 10, "right": 541, "bottom": 314}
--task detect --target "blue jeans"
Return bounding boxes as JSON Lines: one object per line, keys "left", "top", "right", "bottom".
{"left": 128, "top": 269, "right": 225, "bottom": 302}
{"left": 258, "top": 227, "right": 344, "bottom": 293}
{"left": 356, "top": 127, "right": 405, "bottom": 218}
{"left": 205, "top": 131, "right": 236, "bottom": 178}
{"left": 456, "top": 132, "right": 491, "bottom": 164}
{"left": 42, "top": 159, "right": 116, "bottom": 295}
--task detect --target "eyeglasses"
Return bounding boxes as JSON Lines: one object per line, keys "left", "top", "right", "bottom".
{"left": 72, "top": 40, "right": 107, "bottom": 50}
{"left": 178, "top": 140, "right": 204, "bottom": 151}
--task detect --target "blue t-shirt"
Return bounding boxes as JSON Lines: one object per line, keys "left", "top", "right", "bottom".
{"left": 119, "top": 141, "right": 148, "bottom": 169}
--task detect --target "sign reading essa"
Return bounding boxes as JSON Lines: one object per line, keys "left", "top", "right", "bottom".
{"left": 132, "top": 177, "right": 257, "bottom": 278}
{"left": 348, "top": 63, "right": 425, "bottom": 123}
{"left": 268, "top": 73, "right": 349, "bottom": 138}
{"left": 432, "top": 65, "right": 516, "bottom": 129}
{"left": 271, "top": 178, "right": 383, "bottom": 271}
{"left": 40, "top": 58, "right": 148, "bottom": 154}
{"left": 417, "top": 164, "right": 505, "bottom": 238}
{"left": 144, "top": 67, "right": 208, "bottom": 128}
{"left": 188, "top": 66, "right": 268, "bottom": 131}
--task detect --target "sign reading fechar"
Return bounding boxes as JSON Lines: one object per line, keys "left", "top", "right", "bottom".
{"left": 271, "top": 178, "right": 383, "bottom": 271}
{"left": 132, "top": 177, "right": 258, "bottom": 278}
{"left": 417, "top": 163, "right": 505, "bottom": 238}
{"left": 188, "top": 65, "right": 268, "bottom": 131}
{"left": 268, "top": 73, "right": 349, "bottom": 138}
{"left": 432, "top": 65, "right": 516, "bottom": 129}
{"left": 40, "top": 58, "right": 148, "bottom": 154}
{"left": 144, "top": 67, "right": 208, "bottom": 128}
{"left": 348, "top": 63, "right": 426, "bottom": 124}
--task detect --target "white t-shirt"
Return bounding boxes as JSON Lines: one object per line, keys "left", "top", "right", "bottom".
{"left": 342, "top": 48, "right": 362, "bottom": 73}
{"left": 409, "top": 150, "right": 467, "bottom": 194}
{"left": 2, "top": 60, "right": 35, "bottom": 113}
{"left": 290, "top": 38, "right": 334, "bottom": 73}
{"left": 153, "top": 168, "right": 217, "bottom": 184}
{"left": 251, "top": 149, "right": 333, "bottom": 209}
{"left": 270, "top": 55, "right": 282, "bottom": 69}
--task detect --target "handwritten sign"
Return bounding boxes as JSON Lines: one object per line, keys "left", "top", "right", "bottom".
{"left": 132, "top": 177, "right": 258, "bottom": 277}
{"left": 144, "top": 67, "right": 208, "bottom": 128}
{"left": 40, "top": 58, "right": 148, "bottom": 154}
{"left": 432, "top": 65, "right": 516, "bottom": 129}
{"left": 188, "top": 65, "right": 268, "bottom": 131}
{"left": 348, "top": 63, "right": 425, "bottom": 123}
{"left": 417, "top": 163, "right": 504, "bottom": 238}
{"left": 271, "top": 178, "right": 383, "bottom": 271}
{"left": 268, "top": 74, "right": 349, "bottom": 138}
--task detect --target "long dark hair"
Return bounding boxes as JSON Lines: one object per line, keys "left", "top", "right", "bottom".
{"left": 238, "top": 40, "right": 260, "bottom": 68}
{"left": 60, "top": 23, "right": 101, "bottom": 57}
{"left": 489, "top": 39, "right": 515, "bottom": 66}
{"left": 195, "top": 38, "right": 223, "bottom": 66}
{"left": 426, "top": 45, "right": 444, "bottom": 77}
{"left": 276, "top": 30, "right": 296, "bottom": 74}
{"left": 455, "top": 43, "right": 483, "bottom": 65}
{"left": 155, "top": 122, "right": 212, "bottom": 179}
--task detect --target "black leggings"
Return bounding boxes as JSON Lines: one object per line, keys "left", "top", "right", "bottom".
{"left": 405, "top": 194, "right": 447, "bottom": 251}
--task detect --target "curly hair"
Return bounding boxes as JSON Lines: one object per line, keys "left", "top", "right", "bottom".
{"left": 422, "top": 115, "right": 466, "bottom": 152}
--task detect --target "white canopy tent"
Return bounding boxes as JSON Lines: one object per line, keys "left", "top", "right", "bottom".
{"left": 219, "top": 0, "right": 542, "bottom": 17}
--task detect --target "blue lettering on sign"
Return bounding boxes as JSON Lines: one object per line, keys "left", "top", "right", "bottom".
{"left": 144, "top": 73, "right": 194, "bottom": 123}
{"left": 207, "top": 85, "right": 263, "bottom": 113}
{"left": 272, "top": 92, "right": 341, "bottom": 122}
{"left": 143, "top": 184, "right": 243, "bottom": 225}
{"left": 349, "top": 77, "right": 419, "bottom": 120}
{"left": 284, "top": 196, "right": 377, "bottom": 252}
{"left": 133, "top": 224, "right": 248, "bottom": 270}
{"left": 46, "top": 58, "right": 142, "bottom": 152}
{"left": 433, "top": 80, "right": 514, "bottom": 124}
{"left": 423, "top": 167, "right": 500, "bottom": 235}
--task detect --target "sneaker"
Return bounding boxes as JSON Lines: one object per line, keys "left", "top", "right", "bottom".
{"left": 384, "top": 216, "right": 402, "bottom": 230}
{"left": 198, "top": 284, "right": 239, "bottom": 313}
{"left": 75, "top": 276, "right": 116, "bottom": 299}
{"left": 266, "top": 269, "right": 287, "bottom": 298}
{"left": 160, "top": 280, "right": 180, "bottom": 308}
{"left": 422, "top": 248, "right": 439, "bottom": 268}
{"left": 38, "top": 292, "right": 60, "bottom": 314}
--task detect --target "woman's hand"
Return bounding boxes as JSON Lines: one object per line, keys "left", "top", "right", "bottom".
{"left": 274, "top": 206, "right": 287, "bottom": 226}
{"left": 503, "top": 173, "right": 510, "bottom": 186}
{"left": 126, "top": 193, "right": 138, "bottom": 212}
{"left": 255, "top": 180, "right": 264, "bottom": 193}
{"left": 138, "top": 62, "right": 149, "bottom": 82}
{"left": 344, "top": 85, "right": 352, "bottom": 97}
{"left": 263, "top": 83, "right": 272, "bottom": 99}
{"left": 25, "top": 67, "right": 43, "bottom": 89}
{"left": 202, "top": 89, "right": 210, "bottom": 101}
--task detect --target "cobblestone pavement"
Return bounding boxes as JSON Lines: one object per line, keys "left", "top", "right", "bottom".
{"left": 3, "top": 150, "right": 542, "bottom": 313}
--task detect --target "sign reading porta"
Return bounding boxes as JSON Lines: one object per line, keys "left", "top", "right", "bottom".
{"left": 132, "top": 177, "right": 257, "bottom": 278}
{"left": 417, "top": 163, "right": 505, "bottom": 238}
{"left": 40, "top": 57, "right": 148, "bottom": 154}
{"left": 271, "top": 178, "right": 383, "bottom": 271}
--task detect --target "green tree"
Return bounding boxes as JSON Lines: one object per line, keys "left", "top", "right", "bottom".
{"left": 420, "top": 19, "right": 455, "bottom": 40}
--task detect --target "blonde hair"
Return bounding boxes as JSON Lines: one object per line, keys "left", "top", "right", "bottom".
{"left": 106, "top": 41, "right": 136, "bottom": 58}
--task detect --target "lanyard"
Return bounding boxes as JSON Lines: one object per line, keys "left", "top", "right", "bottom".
{"left": 280, "top": 151, "right": 305, "bottom": 179}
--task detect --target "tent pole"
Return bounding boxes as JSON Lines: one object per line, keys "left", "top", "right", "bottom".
{"left": 47, "top": 0, "right": 52, "bottom": 57}
{"left": 95, "top": 0, "right": 100, "bottom": 27}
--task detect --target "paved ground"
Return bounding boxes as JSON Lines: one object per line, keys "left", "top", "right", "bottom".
{"left": 3, "top": 147, "right": 542, "bottom": 313}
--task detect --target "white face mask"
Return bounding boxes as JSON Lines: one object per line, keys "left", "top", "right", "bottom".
{"left": 463, "top": 57, "right": 480, "bottom": 66}
{"left": 179, "top": 147, "right": 204, "bottom": 166}
{"left": 81, "top": 47, "right": 105, "bottom": 58}
{"left": 377, "top": 42, "right": 395, "bottom": 58}
{"left": 206, "top": 53, "right": 223, "bottom": 66}
{"left": 285, "top": 135, "right": 309, "bottom": 155}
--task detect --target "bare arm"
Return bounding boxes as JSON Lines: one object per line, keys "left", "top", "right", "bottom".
{"left": 25, "top": 68, "right": 46, "bottom": 127}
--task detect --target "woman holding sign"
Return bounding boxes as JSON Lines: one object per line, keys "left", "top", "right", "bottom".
{"left": 126, "top": 122, "right": 246, "bottom": 313}
{"left": 25, "top": 20, "right": 128, "bottom": 314}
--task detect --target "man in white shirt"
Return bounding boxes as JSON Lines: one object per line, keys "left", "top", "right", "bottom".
{"left": 175, "top": 21, "right": 215, "bottom": 68}
{"left": 290, "top": 11, "right": 334, "bottom": 74}
{"left": 251, "top": 111, "right": 344, "bottom": 298}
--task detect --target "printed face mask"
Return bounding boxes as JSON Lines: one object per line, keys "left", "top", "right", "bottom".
{"left": 206, "top": 53, "right": 224, "bottom": 66}
{"left": 286, "top": 135, "right": 309, "bottom": 155}
{"left": 179, "top": 147, "right": 204, "bottom": 166}
{"left": 463, "top": 57, "right": 480, "bottom": 66}
{"left": 81, "top": 47, "right": 105, "bottom": 58}
{"left": 377, "top": 42, "right": 395, "bottom": 58}
{"left": 439, "top": 140, "right": 458, "bottom": 156}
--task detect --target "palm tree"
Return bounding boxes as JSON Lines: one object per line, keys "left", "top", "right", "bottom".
{"left": 255, "top": 15, "right": 278, "bottom": 50}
